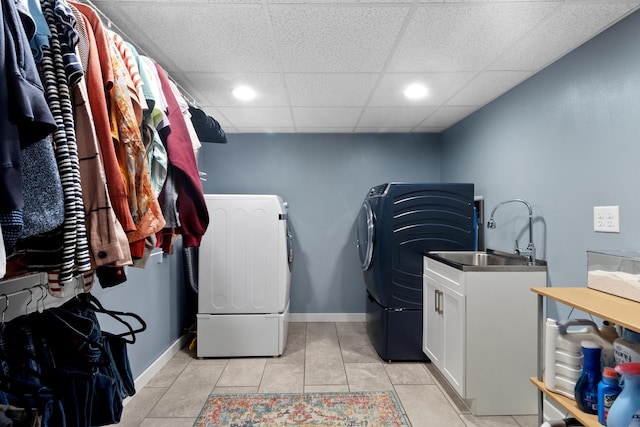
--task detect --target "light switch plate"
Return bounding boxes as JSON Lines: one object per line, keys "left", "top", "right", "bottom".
{"left": 594, "top": 206, "right": 620, "bottom": 233}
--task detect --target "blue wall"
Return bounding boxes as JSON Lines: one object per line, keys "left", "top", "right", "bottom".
{"left": 198, "top": 133, "right": 441, "bottom": 313}
{"left": 440, "top": 11, "right": 640, "bottom": 317}
{"left": 92, "top": 239, "right": 195, "bottom": 378}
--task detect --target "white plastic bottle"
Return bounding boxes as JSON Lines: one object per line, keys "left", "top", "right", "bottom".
{"left": 614, "top": 328, "right": 640, "bottom": 365}
{"left": 544, "top": 318, "right": 617, "bottom": 398}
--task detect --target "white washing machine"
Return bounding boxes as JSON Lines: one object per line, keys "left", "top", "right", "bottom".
{"left": 196, "top": 194, "right": 292, "bottom": 357}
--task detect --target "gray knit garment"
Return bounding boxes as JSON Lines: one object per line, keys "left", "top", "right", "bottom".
{"left": 19, "top": 136, "right": 64, "bottom": 238}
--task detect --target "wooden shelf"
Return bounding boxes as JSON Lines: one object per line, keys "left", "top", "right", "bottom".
{"left": 531, "top": 286, "right": 640, "bottom": 426}
{"left": 530, "top": 377, "right": 599, "bottom": 427}
{"left": 531, "top": 287, "right": 640, "bottom": 332}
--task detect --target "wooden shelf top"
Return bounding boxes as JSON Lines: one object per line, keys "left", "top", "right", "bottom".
{"left": 531, "top": 287, "right": 640, "bottom": 332}
{"left": 530, "top": 377, "right": 599, "bottom": 427}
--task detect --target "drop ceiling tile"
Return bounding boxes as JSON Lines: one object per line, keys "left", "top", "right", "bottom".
{"left": 418, "top": 106, "right": 479, "bottom": 128}
{"left": 180, "top": 73, "right": 288, "bottom": 107}
{"left": 368, "top": 72, "right": 476, "bottom": 107}
{"left": 491, "top": 3, "right": 640, "bottom": 71}
{"left": 295, "top": 128, "right": 358, "bottom": 133}
{"left": 92, "top": 2, "right": 280, "bottom": 73}
{"left": 354, "top": 127, "right": 415, "bottom": 133}
{"left": 292, "top": 107, "right": 362, "bottom": 128}
{"left": 433, "top": 0, "right": 559, "bottom": 2}
{"left": 446, "top": 71, "right": 533, "bottom": 106}
{"left": 285, "top": 73, "right": 378, "bottom": 106}
{"left": 358, "top": 107, "right": 436, "bottom": 129}
{"left": 103, "top": 0, "right": 260, "bottom": 2}
{"left": 387, "top": 2, "right": 557, "bottom": 72}
{"left": 269, "top": 5, "right": 410, "bottom": 72}
{"left": 269, "top": 0, "right": 412, "bottom": 3}
{"left": 411, "top": 127, "right": 445, "bottom": 133}
{"left": 234, "top": 128, "right": 297, "bottom": 133}
{"left": 217, "top": 107, "right": 294, "bottom": 128}
{"left": 92, "top": 0, "right": 640, "bottom": 134}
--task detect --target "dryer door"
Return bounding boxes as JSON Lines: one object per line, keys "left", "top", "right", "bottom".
{"left": 356, "top": 200, "right": 375, "bottom": 270}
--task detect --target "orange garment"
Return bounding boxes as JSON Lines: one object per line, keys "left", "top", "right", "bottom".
{"left": 109, "top": 30, "right": 145, "bottom": 124}
{"left": 70, "top": 1, "right": 136, "bottom": 234}
{"left": 107, "top": 35, "right": 165, "bottom": 251}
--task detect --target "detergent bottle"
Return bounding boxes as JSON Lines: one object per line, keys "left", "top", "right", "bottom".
{"left": 557, "top": 319, "right": 617, "bottom": 367}
{"left": 607, "top": 363, "right": 640, "bottom": 427}
{"left": 614, "top": 329, "right": 640, "bottom": 365}
{"left": 545, "top": 318, "right": 617, "bottom": 399}
{"left": 598, "top": 366, "right": 622, "bottom": 425}
{"left": 574, "top": 340, "right": 602, "bottom": 414}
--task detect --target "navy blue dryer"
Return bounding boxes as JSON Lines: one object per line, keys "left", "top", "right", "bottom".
{"left": 356, "top": 182, "right": 475, "bottom": 361}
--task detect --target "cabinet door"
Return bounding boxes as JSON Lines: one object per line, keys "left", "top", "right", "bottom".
{"left": 441, "top": 286, "right": 465, "bottom": 397}
{"left": 423, "top": 277, "right": 443, "bottom": 366}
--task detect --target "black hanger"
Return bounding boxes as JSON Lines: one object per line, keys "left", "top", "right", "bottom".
{"left": 83, "top": 293, "right": 147, "bottom": 344}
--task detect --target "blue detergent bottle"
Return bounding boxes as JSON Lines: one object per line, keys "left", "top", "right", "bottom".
{"left": 575, "top": 340, "right": 602, "bottom": 414}
{"left": 607, "top": 363, "right": 640, "bottom": 427}
{"left": 598, "top": 366, "right": 622, "bottom": 425}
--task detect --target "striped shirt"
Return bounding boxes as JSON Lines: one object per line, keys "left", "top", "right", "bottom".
{"left": 40, "top": 0, "right": 91, "bottom": 295}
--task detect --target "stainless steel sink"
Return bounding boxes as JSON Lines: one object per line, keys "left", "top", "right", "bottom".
{"left": 425, "top": 249, "right": 547, "bottom": 271}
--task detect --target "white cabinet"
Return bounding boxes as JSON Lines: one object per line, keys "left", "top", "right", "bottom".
{"left": 424, "top": 276, "right": 465, "bottom": 395}
{"left": 423, "top": 256, "right": 547, "bottom": 416}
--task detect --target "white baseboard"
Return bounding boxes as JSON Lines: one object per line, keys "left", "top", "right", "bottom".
{"left": 288, "top": 313, "right": 366, "bottom": 323}
{"left": 124, "top": 335, "right": 190, "bottom": 406}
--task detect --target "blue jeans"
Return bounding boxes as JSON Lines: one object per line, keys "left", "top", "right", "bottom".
{"left": 0, "top": 318, "right": 64, "bottom": 427}
{"left": 45, "top": 302, "right": 126, "bottom": 426}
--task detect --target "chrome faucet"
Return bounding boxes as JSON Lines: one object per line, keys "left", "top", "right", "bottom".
{"left": 487, "top": 199, "right": 536, "bottom": 265}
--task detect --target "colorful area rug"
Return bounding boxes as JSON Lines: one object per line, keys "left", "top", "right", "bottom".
{"left": 194, "top": 391, "right": 410, "bottom": 426}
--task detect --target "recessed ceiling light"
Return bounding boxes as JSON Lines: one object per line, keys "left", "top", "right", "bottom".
{"left": 404, "top": 83, "right": 428, "bottom": 99}
{"left": 232, "top": 86, "right": 256, "bottom": 101}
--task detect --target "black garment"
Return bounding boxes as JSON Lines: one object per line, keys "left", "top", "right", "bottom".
{"left": 188, "top": 106, "right": 227, "bottom": 144}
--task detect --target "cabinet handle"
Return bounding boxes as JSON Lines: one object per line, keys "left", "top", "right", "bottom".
{"left": 438, "top": 290, "right": 443, "bottom": 315}
{"left": 434, "top": 290, "right": 443, "bottom": 314}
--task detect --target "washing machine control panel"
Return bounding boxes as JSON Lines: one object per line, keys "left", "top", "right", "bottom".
{"left": 367, "top": 183, "right": 389, "bottom": 197}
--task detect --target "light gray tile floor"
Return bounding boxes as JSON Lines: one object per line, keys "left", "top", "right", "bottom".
{"left": 111, "top": 322, "right": 538, "bottom": 427}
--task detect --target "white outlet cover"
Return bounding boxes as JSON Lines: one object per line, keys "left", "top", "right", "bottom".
{"left": 594, "top": 206, "right": 620, "bottom": 233}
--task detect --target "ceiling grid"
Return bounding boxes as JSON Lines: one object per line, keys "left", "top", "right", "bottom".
{"left": 89, "top": 0, "right": 640, "bottom": 133}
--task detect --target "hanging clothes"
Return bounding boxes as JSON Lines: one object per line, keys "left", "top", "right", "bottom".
{"left": 2, "top": 0, "right": 214, "bottom": 290}
{"left": 18, "top": 136, "right": 64, "bottom": 239}
{"left": 169, "top": 80, "right": 201, "bottom": 157}
{"left": 0, "top": 227, "right": 4, "bottom": 279}
{"left": 126, "top": 47, "right": 167, "bottom": 199}
{"left": 106, "top": 32, "right": 165, "bottom": 259}
{"left": 0, "top": 0, "right": 56, "bottom": 254}
{"left": 0, "top": 290, "right": 145, "bottom": 427}
{"left": 26, "top": 0, "right": 50, "bottom": 63}
{"left": 155, "top": 63, "right": 209, "bottom": 250}
{"left": 39, "top": 0, "right": 91, "bottom": 294}
{"left": 109, "top": 30, "right": 146, "bottom": 121}
{"left": 69, "top": 2, "right": 132, "bottom": 270}
{"left": 69, "top": 1, "right": 137, "bottom": 236}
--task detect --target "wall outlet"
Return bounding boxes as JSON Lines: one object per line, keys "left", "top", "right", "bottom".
{"left": 594, "top": 206, "right": 620, "bottom": 233}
